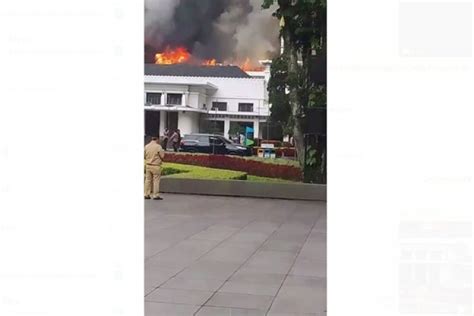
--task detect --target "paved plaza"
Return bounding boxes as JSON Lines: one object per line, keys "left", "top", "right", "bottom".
{"left": 145, "top": 194, "right": 326, "bottom": 316}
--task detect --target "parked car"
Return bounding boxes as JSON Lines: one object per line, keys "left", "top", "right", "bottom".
{"left": 180, "top": 133, "right": 252, "bottom": 156}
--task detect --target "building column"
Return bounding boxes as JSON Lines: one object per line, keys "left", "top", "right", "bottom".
{"left": 160, "top": 93, "right": 165, "bottom": 105}
{"left": 182, "top": 93, "right": 187, "bottom": 106}
{"left": 159, "top": 111, "right": 166, "bottom": 136}
{"left": 224, "top": 119, "right": 230, "bottom": 139}
{"left": 253, "top": 119, "right": 260, "bottom": 139}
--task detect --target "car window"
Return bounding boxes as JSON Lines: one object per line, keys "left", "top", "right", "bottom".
{"left": 219, "top": 137, "right": 233, "bottom": 144}
{"left": 197, "top": 136, "right": 210, "bottom": 144}
{"left": 210, "top": 137, "right": 224, "bottom": 145}
{"left": 183, "top": 135, "right": 198, "bottom": 140}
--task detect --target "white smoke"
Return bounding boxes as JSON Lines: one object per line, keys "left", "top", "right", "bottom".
{"left": 233, "top": 0, "right": 279, "bottom": 62}
{"left": 214, "top": 0, "right": 279, "bottom": 63}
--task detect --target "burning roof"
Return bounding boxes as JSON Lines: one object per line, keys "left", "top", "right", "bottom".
{"left": 145, "top": 63, "right": 251, "bottom": 78}
{"left": 154, "top": 46, "right": 265, "bottom": 72}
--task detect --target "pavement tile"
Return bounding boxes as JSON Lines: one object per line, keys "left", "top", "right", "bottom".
{"left": 229, "top": 272, "right": 286, "bottom": 285}
{"left": 160, "top": 277, "right": 225, "bottom": 292}
{"left": 269, "top": 276, "right": 326, "bottom": 315}
{"left": 219, "top": 280, "right": 282, "bottom": 296}
{"left": 146, "top": 288, "right": 214, "bottom": 306}
{"left": 196, "top": 306, "right": 266, "bottom": 316}
{"left": 145, "top": 195, "right": 327, "bottom": 316}
{"left": 145, "top": 266, "right": 182, "bottom": 295}
{"left": 261, "top": 240, "right": 303, "bottom": 252}
{"left": 289, "top": 258, "right": 326, "bottom": 278}
{"left": 177, "top": 261, "right": 240, "bottom": 280}
{"left": 199, "top": 246, "right": 255, "bottom": 264}
{"left": 145, "top": 301, "right": 199, "bottom": 316}
{"left": 205, "top": 292, "right": 274, "bottom": 311}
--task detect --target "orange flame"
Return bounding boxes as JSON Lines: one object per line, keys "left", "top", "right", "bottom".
{"left": 202, "top": 59, "right": 217, "bottom": 66}
{"left": 239, "top": 58, "right": 265, "bottom": 72}
{"left": 154, "top": 47, "right": 265, "bottom": 71}
{"left": 155, "top": 46, "right": 191, "bottom": 64}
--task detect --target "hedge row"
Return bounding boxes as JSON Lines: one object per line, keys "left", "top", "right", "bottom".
{"left": 251, "top": 147, "right": 296, "bottom": 158}
{"left": 163, "top": 153, "right": 302, "bottom": 181}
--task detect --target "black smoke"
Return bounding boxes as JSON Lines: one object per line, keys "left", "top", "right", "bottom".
{"left": 145, "top": 0, "right": 279, "bottom": 64}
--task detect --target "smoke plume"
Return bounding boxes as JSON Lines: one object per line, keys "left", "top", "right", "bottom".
{"left": 144, "top": 0, "right": 279, "bottom": 64}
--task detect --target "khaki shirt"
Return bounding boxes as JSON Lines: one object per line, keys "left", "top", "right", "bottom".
{"left": 145, "top": 141, "right": 165, "bottom": 166}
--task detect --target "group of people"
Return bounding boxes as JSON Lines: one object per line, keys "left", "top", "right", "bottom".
{"left": 162, "top": 128, "right": 181, "bottom": 152}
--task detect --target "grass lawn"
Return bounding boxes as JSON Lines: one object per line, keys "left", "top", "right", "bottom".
{"left": 161, "top": 163, "right": 300, "bottom": 183}
{"left": 162, "top": 163, "right": 246, "bottom": 180}
{"left": 246, "top": 175, "right": 297, "bottom": 184}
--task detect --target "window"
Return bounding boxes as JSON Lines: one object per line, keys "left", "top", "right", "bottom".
{"left": 238, "top": 103, "right": 253, "bottom": 112}
{"left": 146, "top": 93, "right": 161, "bottom": 105}
{"left": 211, "top": 102, "right": 227, "bottom": 111}
{"left": 167, "top": 93, "right": 182, "bottom": 105}
{"left": 209, "top": 136, "right": 224, "bottom": 145}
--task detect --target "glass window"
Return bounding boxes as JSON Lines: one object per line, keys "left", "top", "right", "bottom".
{"left": 238, "top": 103, "right": 253, "bottom": 112}
{"left": 210, "top": 136, "right": 224, "bottom": 145}
{"left": 146, "top": 93, "right": 161, "bottom": 105}
{"left": 167, "top": 93, "right": 182, "bottom": 105}
{"left": 211, "top": 102, "right": 227, "bottom": 111}
{"left": 197, "top": 135, "right": 209, "bottom": 144}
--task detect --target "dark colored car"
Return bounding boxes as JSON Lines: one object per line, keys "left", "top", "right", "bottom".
{"left": 180, "top": 133, "right": 252, "bottom": 156}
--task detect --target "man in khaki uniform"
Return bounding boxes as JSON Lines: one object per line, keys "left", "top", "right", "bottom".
{"left": 144, "top": 136, "right": 165, "bottom": 200}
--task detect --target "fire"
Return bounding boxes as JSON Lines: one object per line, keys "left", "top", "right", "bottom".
{"left": 154, "top": 47, "right": 265, "bottom": 72}
{"left": 155, "top": 46, "right": 190, "bottom": 64}
{"left": 202, "top": 59, "right": 217, "bottom": 66}
{"left": 239, "top": 58, "right": 265, "bottom": 72}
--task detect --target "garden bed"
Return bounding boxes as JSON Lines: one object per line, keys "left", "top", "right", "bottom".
{"left": 162, "top": 163, "right": 247, "bottom": 180}
{"left": 163, "top": 153, "right": 303, "bottom": 181}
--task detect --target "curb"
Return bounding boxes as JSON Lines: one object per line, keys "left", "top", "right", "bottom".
{"left": 160, "top": 178, "right": 326, "bottom": 201}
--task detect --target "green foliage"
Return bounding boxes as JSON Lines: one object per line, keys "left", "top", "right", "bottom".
{"left": 246, "top": 175, "right": 297, "bottom": 183}
{"left": 267, "top": 54, "right": 292, "bottom": 133}
{"left": 162, "top": 163, "right": 247, "bottom": 180}
{"left": 305, "top": 146, "right": 317, "bottom": 167}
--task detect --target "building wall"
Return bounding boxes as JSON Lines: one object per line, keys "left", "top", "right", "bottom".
{"left": 178, "top": 112, "right": 200, "bottom": 135}
{"left": 145, "top": 76, "right": 269, "bottom": 116}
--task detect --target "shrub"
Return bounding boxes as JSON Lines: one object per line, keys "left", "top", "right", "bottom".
{"left": 162, "top": 163, "right": 247, "bottom": 180}
{"left": 163, "top": 153, "right": 302, "bottom": 181}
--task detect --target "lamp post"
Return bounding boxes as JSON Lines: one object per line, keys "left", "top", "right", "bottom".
{"left": 212, "top": 108, "right": 218, "bottom": 155}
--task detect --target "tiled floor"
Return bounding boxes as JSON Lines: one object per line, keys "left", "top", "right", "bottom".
{"left": 145, "top": 194, "right": 326, "bottom": 316}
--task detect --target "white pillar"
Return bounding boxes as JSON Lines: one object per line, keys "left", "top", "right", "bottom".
{"left": 159, "top": 111, "right": 166, "bottom": 136}
{"left": 160, "top": 93, "right": 165, "bottom": 105}
{"left": 182, "top": 93, "right": 187, "bottom": 106}
{"left": 224, "top": 119, "right": 230, "bottom": 139}
{"left": 253, "top": 119, "right": 260, "bottom": 140}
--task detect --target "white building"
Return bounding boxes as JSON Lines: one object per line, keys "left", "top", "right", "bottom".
{"left": 144, "top": 63, "right": 271, "bottom": 140}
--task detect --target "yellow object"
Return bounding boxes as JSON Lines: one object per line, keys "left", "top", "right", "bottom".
{"left": 144, "top": 141, "right": 165, "bottom": 166}
{"left": 280, "top": 17, "right": 285, "bottom": 28}
{"left": 144, "top": 140, "right": 165, "bottom": 198}
{"left": 144, "top": 165, "right": 161, "bottom": 198}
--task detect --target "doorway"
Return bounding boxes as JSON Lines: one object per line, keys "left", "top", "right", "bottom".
{"left": 166, "top": 112, "right": 178, "bottom": 131}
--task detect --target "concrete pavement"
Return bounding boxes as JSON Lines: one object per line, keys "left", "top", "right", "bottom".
{"left": 145, "top": 194, "right": 326, "bottom": 316}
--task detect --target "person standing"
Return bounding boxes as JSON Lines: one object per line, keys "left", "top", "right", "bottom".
{"left": 144, "top": 136, "right": 165, "bottom": 200}
{"left": 170, "top": 129, "right": 179, "bottom": 152}
{"left": 162, "top": 128, "right": 169, "bottom": 151}
{"left": 175, "top": 129, "right": 181, "bottom": 152}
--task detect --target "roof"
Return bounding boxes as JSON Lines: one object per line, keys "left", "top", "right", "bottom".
{"left": 145, "top": 64, "right": 251, "bottom": 78}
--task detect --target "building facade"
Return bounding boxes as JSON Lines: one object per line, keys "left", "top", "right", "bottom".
{"left": 144, "top": 63, "right": 271, "bottom": 140}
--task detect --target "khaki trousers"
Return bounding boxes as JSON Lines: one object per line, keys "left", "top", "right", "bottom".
{"left": 144, "top": 165, "right": 161, "bottom": 198}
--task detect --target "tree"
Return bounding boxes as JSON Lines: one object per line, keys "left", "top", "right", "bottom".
{"left": 262, "top": 0, "right": 326, "bottom": 169}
